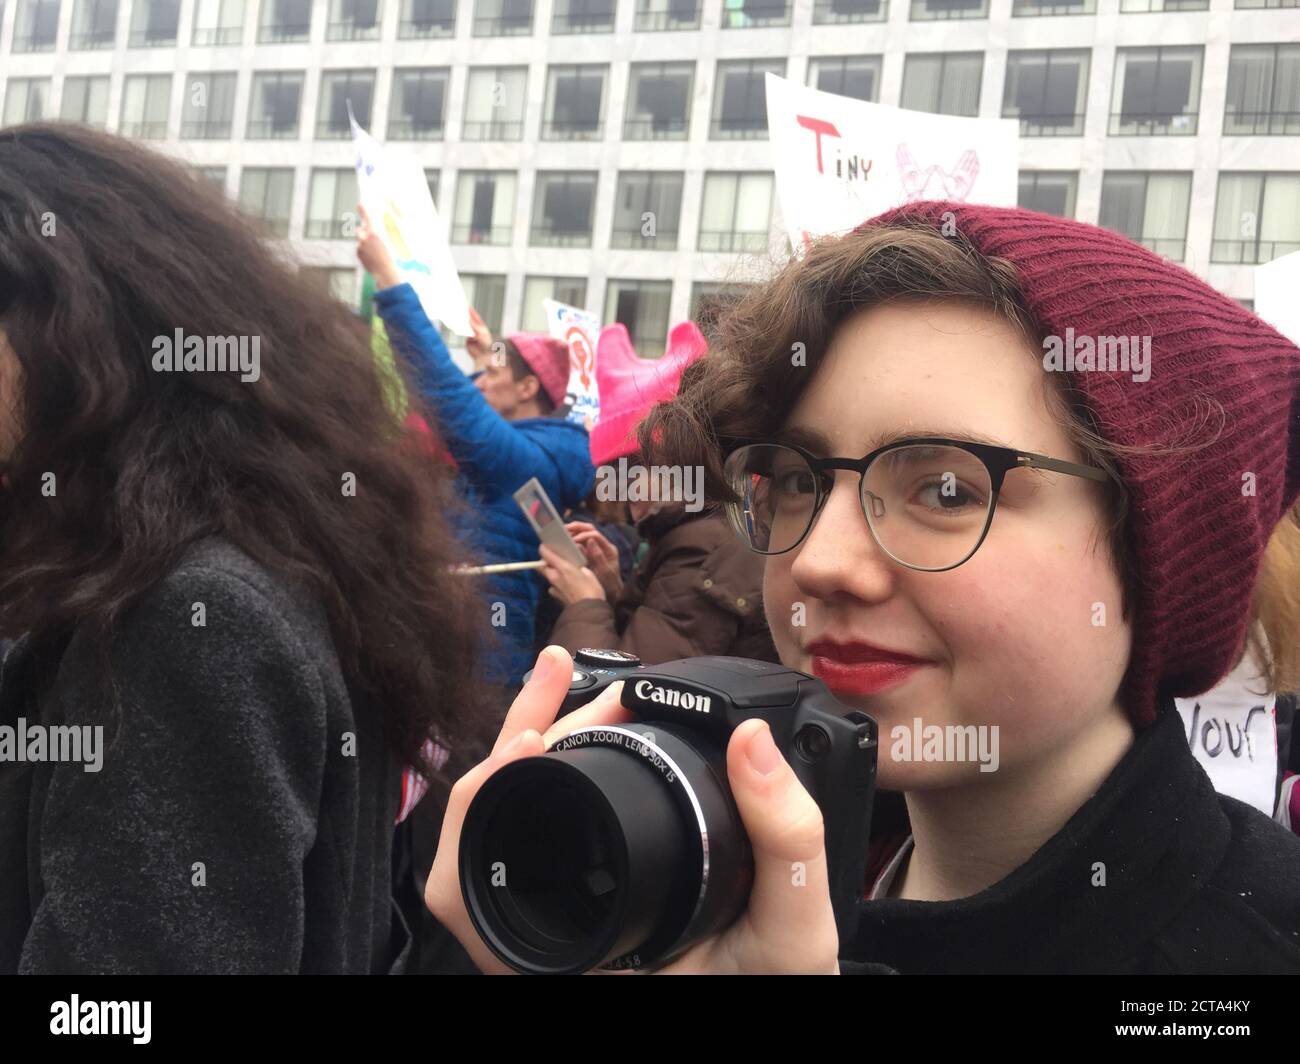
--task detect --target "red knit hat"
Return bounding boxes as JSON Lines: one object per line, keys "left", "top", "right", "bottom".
{"left": 507, "top": 332, "right": 570, "bottom": 408}
{"left": 856, "top": 201, "right": 1300, "bottom": 727}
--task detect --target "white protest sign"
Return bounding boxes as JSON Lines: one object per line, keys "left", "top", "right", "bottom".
{"left": 351, "top": 110, "right": 473, "bottom": 336}
{"left": 765, "top": 73, "right": 1020, "bottom": 253}
{"left": 1174, "top": 650, "right": 1278, "bottom": 818}
{"left": 543, "top": 299, "right": 601, "bottom": 430}
{"left": 1255, "top": 249, "right": 1300, "bottom": 346}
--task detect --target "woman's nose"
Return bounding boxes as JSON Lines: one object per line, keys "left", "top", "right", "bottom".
{"left": 788, "top": 475, "right": 897, "bottom": 605}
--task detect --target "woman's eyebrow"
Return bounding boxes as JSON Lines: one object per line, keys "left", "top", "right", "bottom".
{"left": 775, "top": 425, "right": 1018, "bottom": 454}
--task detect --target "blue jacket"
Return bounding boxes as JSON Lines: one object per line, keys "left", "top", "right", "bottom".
{"left": 374, "top": 283, "right": 595, "bottom": 686}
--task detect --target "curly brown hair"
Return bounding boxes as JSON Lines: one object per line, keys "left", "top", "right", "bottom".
{"left": 0, "top": 123, "right": 491, "bottom": 770}
{"left": 640, "top": 223, "right": 1139, "bottom": 612}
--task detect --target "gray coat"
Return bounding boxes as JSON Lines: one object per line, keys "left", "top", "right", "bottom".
{"left": 0, "top": 538, "right": 411, "bottom": 973}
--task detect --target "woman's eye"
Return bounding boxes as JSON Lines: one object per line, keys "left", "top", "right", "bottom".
{"left": 915, "top": 480, "right": 980, "bottom": 510}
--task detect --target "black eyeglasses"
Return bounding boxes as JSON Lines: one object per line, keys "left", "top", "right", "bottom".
{"left": 722, "top": 438, "right": 1110, "bottom": 572}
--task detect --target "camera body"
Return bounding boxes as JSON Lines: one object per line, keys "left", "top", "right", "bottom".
{"left": 461, "top": 652, "right": 878, "bottom": 974}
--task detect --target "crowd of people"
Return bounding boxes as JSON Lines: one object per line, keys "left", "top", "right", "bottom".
{"left": 0, "top": 122, "right": 1298, "bottom": 974}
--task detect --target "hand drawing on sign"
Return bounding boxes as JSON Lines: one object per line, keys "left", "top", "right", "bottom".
{"left": 896, "top": 145, "right": 981, "bottom": 203}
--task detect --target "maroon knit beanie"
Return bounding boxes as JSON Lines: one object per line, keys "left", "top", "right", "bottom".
{"left": 856, "top": 201, "right": 1300, "bottom": 728}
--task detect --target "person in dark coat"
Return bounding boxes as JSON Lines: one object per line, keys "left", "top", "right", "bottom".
{"left": 0, "top": 124, "right": 486, "bottom": 973}
{"left": 543, "top": 500, "right": 777, "bottom": 665}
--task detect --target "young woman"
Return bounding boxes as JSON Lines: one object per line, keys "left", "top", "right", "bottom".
{"left": 424, "top": 201, "right": 1300, "bottom": 973}
{"left": 0, "top": 124, "right": 485, "bottom": 973}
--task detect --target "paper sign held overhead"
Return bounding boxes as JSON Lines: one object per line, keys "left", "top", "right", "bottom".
{"left": 1255, "top": 249, "right": 1300, "bottom": 347}
{"left": 543, "top": 299, "right": 602, "bottom": 430}
{"left": 350, "top": 106, "right": 473, "bottom": 337}
{"left": 765, "top": 73, "right": 1020, "bottom": 254}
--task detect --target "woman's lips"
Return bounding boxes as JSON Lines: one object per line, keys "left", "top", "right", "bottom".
{"left": 807, "top": 641, "right": 931, "bottom": 696}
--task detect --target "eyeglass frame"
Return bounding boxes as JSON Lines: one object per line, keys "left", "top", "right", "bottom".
{"left": 722, "top": 436, "right": 1112, "bottom": 572}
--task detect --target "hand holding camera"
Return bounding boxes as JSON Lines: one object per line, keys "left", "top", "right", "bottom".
{"left": 423, "top": 646, "right": 877, "bottom": 975}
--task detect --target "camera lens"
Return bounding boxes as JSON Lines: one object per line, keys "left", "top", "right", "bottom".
{"left": 460, "top": 725, "right": 754, "bottom": 973}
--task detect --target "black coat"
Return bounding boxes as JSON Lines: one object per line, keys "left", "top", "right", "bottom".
{"left": 841, "top": 704, "right": 1300, "bottom": 973}
{"left": 0, "top": 539, "right": 410, "bottom": 974}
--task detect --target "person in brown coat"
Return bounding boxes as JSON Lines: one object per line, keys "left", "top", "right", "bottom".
{"left": 539, "top": 500, "right": 778, "bottom": 664}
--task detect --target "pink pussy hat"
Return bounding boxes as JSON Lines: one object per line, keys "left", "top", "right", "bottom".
{"left": 590, "top": 321, "right": 709, "bottom": 466}
{"left": 507, "top": 332, "right": 571, "bottom": 409}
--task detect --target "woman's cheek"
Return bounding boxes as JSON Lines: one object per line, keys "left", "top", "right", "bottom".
{"left": 762, "top": 560, "right": 802, "bottom": 664}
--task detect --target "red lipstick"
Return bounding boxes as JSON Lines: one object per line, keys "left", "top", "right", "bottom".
{"left": 806, "top": 639, "right": 931, "bottom": 696}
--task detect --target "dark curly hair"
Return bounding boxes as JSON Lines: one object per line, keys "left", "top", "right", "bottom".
{"left": 0, "top": 123, "right": 490, "bottom": 770}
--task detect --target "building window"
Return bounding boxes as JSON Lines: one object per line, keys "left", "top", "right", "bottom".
{"left": 812, "top": 0, "right": 885, "bottom": 24}
{"left": 1003, "top": 50, "right": 1089, "bottom": 136}
{"left": 441, "top": 275, "right": 507, "bottom": 347}
{"left": 120, "top": 74, "right": 172, "bottom": 139}
{"left": 452, "top": 171, "right": 517, "bottom": 245}
{"left": 612, "top": 172, "right": 683, "bottom": 250}
{"left": 1235, "top": 0, "right": 1298, "bottom": 7}
{"left": 195, "top": 166, "right": 228, "bottom": 189}
{"left": 473, "top": 0, "right": 533, "bottom": 36}
{"left": 327, "top": 0, "right": 380, "bottom": 40}
{"left": 521, "top": 276, "right": 587, "bottom": 332}
{"left": 12, "top": 0, "right": 61, "bottom": 52}
{"left": 634, "top": 0, "right": 700, "bottom": 29}
{"left": 239, "top": 168, "right": 294, "bottom": 238}
{"left": 2, "top": 78, "right": 51, "bottom": 125}
{"left": 129, "top": 0, "right": 180, "bottom": 46}
{"left": 1225, "top": 45, "right": 1300, "bottom": 137}
{"left": 258, "top": 0, "right": 312, "bottom": 42}
{"left": 910, "top": 0, "right": 985, "bottom": 18}
{"left": 389, "top": 69, "right": 448, "bottom": 140}
{"left": 60, "top": 75, "right": 110, "bottom": 126}
{"left": 1098, "top": 171, "right": 1192, "bottom": 261}
{"left": 721, "top": 0, "right": 791, "bottom": 28}
{"left": 690, "top": 281, "right": 752, "bottom": 333}
{"left": 306, "top": 169, "right": 361, "bottom": 240}
{"left": 400, "top": 0, "right": 456, "bottom": 37}
{"left": 1110, "top": 47, "right": 1203, "bottom": 136}
{"left": 1119, "top": 0, "right": 1206, "bottom": 10}
{"left": 70, "top": 0, "right": 118, "bottom": 49}
{"left": 901, "top": 53, "right": 983, "bottom": 117}
{"left": 711, "top": 59, "right": 784, "bottom": 139}
{"left": 193, "top": 0, "right": 244, "bottom": 44}
{"left": 248, "top": 71, "right": 303, "bottom": 139}
{"left": 531, "top": 172, "right": 597, "bottom": 247}
{"left": 317, "top": 70, "right": 375, "bottom": 139}
{"left": 604, "top": 280, "right": 672, "bottom": 359}
{"left": 1012, "top": 0, "right": 1093, "bottom": 14}
{"left": 552, "top": 0, "right": 614, "bottom": 33}
{"left": 698, "top": 172, "right": 772, "bottom": 253}
{"left": 1017, "top": 171, "right": 1078, "bottom": 218}
{"left": 463, "top": 67, "right": 527, "bottom": 141}
{"left": 1211, "top": 173, "right": 1300, "bottom": 264}
{"left": 182, "top": 73, "right": 238, "bottom": 139}
{"left": 625, "top": 62, "right": 693, "bottom": 139}
{"left": 808, "top": 56, "right": 881, "bottom": 103}
{"left": 542, "top": 65, "right": 607, "bottom": 141}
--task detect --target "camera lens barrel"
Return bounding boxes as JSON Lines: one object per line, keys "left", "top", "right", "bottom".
{"left": 459, "top": 723, "right": 754, "bottom": 974}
